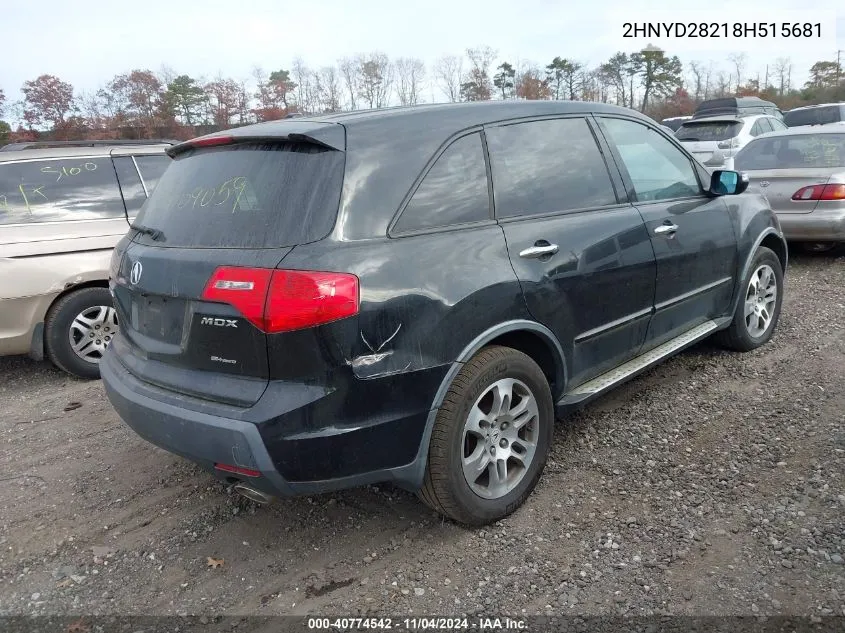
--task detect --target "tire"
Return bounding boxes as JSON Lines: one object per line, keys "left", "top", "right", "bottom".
{"left": 45, "top": 287, "right": 118, "bottom": 379}
{"left": 716, "top": 246, "right": 783, "bottom": 352}
{"left": 418, "top": 345, "right": 554, "bottom": 526}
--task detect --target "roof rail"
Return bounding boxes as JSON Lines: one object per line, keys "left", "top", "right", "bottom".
{"left": 0, "top": 139, "right": 179, "bottom": 152}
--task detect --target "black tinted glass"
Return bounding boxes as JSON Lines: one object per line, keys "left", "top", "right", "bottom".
{"left": 113, "top": 157, "right": 146, "bottom": 215}
{"left": 784, "top": 106, "right": 843, "bottom": 127}
{"left": 135, "top": 155, "right": 170, "bottom": 193}
{"left": 134, "top": 142, "right": 344, "bottom": 248}
{"left": 735, "top": 134, "right": 845, "bottom": 170}
{"left": 394, "top": 133, "right": 489, "bottom": 232}
{"left": 486, "top": 118, "right": 617, "bottom": 218}
{"left": 676, "top": 121, "right": 743, "bottom": 141}
{"left": 0, "top": 157, "right": 123, "bottom": 225}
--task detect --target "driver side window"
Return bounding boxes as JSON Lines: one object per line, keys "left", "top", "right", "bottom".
{"left": 601, "top": 118, "right": 701, "bottom": 203}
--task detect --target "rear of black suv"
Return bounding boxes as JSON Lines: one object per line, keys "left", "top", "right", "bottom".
{"left": 101, "top": 115, "right": 524, "bottom": 507}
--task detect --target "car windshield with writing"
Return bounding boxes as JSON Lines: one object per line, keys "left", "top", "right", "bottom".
{"left": 0, "top": 157, "right": 124, "bottom": 225}
{"left": 132, "top": 141, "right": 344, "bottom": 248}
{"left": 784, "top": 106, "right": 844, "bottom": 128}
{"left": 735, "top": 134, "right": 845, "bottom": 171}
{"left": 675, "top": 121, "right": 743, "bottom": 142}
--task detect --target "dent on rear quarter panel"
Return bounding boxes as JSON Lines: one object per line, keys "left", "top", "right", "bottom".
{"left": 278, "top": 226, "right": 529, "bottom": 380}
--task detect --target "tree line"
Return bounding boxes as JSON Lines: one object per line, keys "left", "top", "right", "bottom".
{"left": 1, "top": 47, "right": 843, "bottom": 142}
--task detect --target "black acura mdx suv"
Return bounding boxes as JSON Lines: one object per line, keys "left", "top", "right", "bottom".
{"left": 102, "top": 101, "right": 787, "bottom": 526}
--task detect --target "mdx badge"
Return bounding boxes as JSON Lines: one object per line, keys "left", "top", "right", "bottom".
{"left": 201, "top": 317, "right": 238, "bottom": 328}
{"left": 130, "top": 261, "right": 143, "bottom": 285}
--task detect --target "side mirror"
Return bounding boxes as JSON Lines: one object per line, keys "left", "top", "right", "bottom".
{"left": 710, "top": 170, "right": 749, "bottom": 196}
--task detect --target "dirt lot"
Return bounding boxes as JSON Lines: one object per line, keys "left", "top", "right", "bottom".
{"left": 0, "top": 249, "right": 843, "bottom": 622}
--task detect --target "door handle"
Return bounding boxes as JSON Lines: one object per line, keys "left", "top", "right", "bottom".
{"left": 654, "top": 224, "right": 679, "bottom": 235}
{"left": 519, "top": 243, "right": 559, "bottom": 259}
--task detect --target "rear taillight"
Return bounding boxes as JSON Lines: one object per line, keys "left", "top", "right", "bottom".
{"left": 791, "top": 184, "right": 845, "bottom": 201}
{"left": 717, "top": 137, "right": 741, "bottom": 150}
{"left": 202, "top": 266, "right": 359, "bottom": 333}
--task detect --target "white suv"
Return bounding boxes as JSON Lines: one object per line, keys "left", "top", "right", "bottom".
{"left": 675, "top": 114, "right": 788, "bottom": 170}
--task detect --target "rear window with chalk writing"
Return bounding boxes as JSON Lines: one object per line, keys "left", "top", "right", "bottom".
{"left": 132, "top": 141, "right": 345, "bottom": 248}
{"left": 0, "top": 157, "right": 125, "bottom": 225}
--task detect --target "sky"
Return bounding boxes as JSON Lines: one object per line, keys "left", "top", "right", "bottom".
{"left": 1, "top": 0, "right": 843, "bottom": 108}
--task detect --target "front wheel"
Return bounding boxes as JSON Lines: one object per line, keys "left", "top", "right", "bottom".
{"left": 418, "top": 346, "right": 554, "bottom": 526}
{"left": 45, "top": 287, "right": 118, "bottom": 379}
{"left": 716, "top": 246, "right": 783, "bottom": 352}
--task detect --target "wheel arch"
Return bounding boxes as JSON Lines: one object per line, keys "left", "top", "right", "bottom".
{"left": 32, "top": 279, "right": 111, "bottom": 361}
{"left": 397, "top": 320, "right": 566, "bottom": 491}
{"left": 729, "top": 227, "right": 788, "bottom": 318}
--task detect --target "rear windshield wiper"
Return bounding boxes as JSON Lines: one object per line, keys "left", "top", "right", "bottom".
{"left": 130, "top": 224, "right": 164, "bottom": 241}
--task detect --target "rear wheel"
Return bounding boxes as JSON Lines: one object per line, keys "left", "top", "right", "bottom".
{"left": 418, "top": 346, "right": 554, "bottom": 526}
{"left": 716, "top": 246, "right": 783, "bottom": 352}
{"left": 45, "top": 287, "right": 118, "bottom": 379}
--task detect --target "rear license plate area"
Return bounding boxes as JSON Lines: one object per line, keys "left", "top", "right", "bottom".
{"left": 131, "top": 296, "right": 185, "bottom": 344}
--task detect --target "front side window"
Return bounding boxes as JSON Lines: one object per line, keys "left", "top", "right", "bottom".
{"left": 0, "top": 157, "right": 124, "bottom": 225}
{"left": 485, "top": 117, "right": 617, "bottom": 218}
{"left": 602, "top": 118, "right": 701, "bottom": 202}
{"left": 393, "top": 132, "right": 489, "bottom": 233}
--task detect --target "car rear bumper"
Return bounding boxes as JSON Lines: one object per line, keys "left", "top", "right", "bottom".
{"left": 100, "top": 347, "right": 445, "bottom": 497}
{"left": 777, "top": 208, "right": 845, "bottom": 241}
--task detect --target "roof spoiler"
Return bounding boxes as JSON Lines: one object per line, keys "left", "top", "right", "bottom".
{"left": 168, "top": 123, "right": 345, "bottom": 158}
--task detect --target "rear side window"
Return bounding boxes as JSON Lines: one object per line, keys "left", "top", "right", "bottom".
{"left": 784, "top": 106, "right": 843, "bottom": 127}
{"left": 135, "top": 155, "right": 170, "bottom": 193}
{"left": 393, "top": 133, "right": 489, "bottom": 233}
{"left": 134, "top": 142, "right": 344, "bottom": 248}
{"left": 770, "top": 118, "right": 788, "bottom": 131}
{"left": 676, "top": 121, "right": 742, "bottom": 141}
{"left": 486, "top": 117, "right": 617, "bottom": 218}
{"left": 0, "top": 157, "right": 124, "bottom": 225}
{"left": 735, "top": 133, "right": 845, "bottom": 170}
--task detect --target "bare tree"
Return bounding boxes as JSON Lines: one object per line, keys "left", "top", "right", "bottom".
{"left": 688, "top": 61, "right": 704, "bottom": 101}
{"left": 461, "top": 46, "right": 497, "bottom": 102}
{"left": 394, "top": 57, "right": 426, "bottom": 106}
{"left": 338, "top": 57, "right": 359, "bottom": 110}
{"left": 728, "top": 53, "right": 747, "bottom": 93}
{"left": 356, "top": 52, "right": 392, "bottom": 109}
{"left": 317, "top": 66, "right": 343, "bottom": 113}
{"left": 715, "top": 71, "right": 731, "bottom": 97}
{"left": 292, "top": 57, "right": 320, "bottom": 113}
{"left": 434, "top": 55, "right": 463, "bottom": 102}
{"left": 158, "top": 64, "right": 178, "bottom": 86}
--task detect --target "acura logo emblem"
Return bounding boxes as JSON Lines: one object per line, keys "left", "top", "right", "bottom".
{"left": 130, "top": 261, "right": 143, "bottom": 285}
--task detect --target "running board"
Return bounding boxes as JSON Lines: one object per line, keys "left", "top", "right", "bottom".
{"left": 556, "top": 319, "right": 727, "bottom": 414}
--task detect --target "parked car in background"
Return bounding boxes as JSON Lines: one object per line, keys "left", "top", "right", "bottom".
{"left": 676, "top": 114, "right": 788, "bottom": 170}
{"left": 734, "top": 126, "right": 845, "bottom": 252}
{"left": 693, "top": 96, "right": 783, "bottom": 121}
{"left": 0, "top": 140, "right": 173, "bottom": 378}
{"left": 101, "top": 101, "right": 787, "bottom": 526}
{"left": 660, "top": 115, "right": 691, "bottom": 132}
{"left": 783, "top": 103, "right": 845, "bottom": 128}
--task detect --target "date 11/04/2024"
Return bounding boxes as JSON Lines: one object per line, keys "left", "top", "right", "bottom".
{"left": 623, "top": 22, "right": 822, "bottom": 39}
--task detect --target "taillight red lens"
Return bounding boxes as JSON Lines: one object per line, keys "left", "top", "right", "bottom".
{"left": 792, "top": 183, "right": 845, "bottom": 201}
{"left": 203, "top": 267, "right": 272, "bottom": 331}
{"left": 201, "top": 267, "right": 359, "bottom": 333}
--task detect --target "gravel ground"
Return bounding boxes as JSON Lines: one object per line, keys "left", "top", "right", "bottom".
{"left": 0, "top": 248, "right": 843, "bottom": 621}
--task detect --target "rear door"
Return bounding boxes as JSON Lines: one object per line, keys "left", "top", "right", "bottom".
{"left": 111, "top": 139, "right": 345, "bottom": 406}
{"left": 596, "top": 116, "right": 738, "bottom": 349}
{"left": 487, "top": 116, "right": 656, "bottom": 388}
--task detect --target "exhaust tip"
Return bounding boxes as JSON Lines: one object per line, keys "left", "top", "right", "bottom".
{"left": 233, "top": 483, "right": 273, "bottom": 505}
